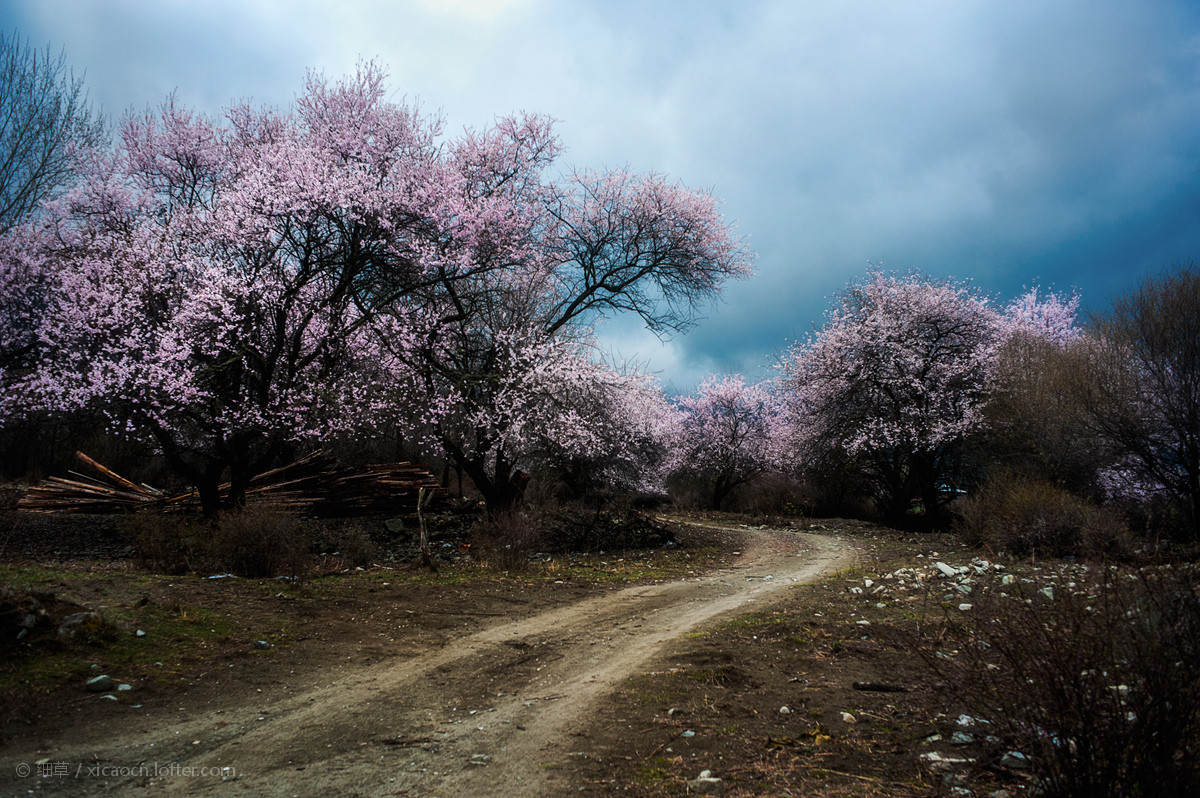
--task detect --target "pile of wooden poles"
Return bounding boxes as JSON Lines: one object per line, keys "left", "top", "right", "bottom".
{"left": 17, "top": 451, "right": 446, "bottom": 516}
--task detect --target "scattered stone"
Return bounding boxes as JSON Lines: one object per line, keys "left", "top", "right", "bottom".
{"left": 950, "top": 731, "right": 973, "bottom": 745}
{"left": 852, "top": 682, "right": 907, "bottom": 693}
{"left": 117, "top": 683, "right": 133, "bottom": 692}
{"left": 958, "top": 603, "right": 973, "bottom": 611}
{"left": 840, "top": 711, "right": 856, "bottom": 723}
{"left": 253, "top": 640, "right": 271, "bottom": 650}
{"left": 936, "top": 562, "right": 959, "bottom": 578}
{"left": 57, "top": 611, "right": 102, "bottom": 640}
{"left": 85, "top": 674, "right": 114, "bottom": 693}
{"left": 687, "top": 770, "right": 725, "bottom": 795}
{"left": 919, "top": 751, "right": 975, "bottom": 771}
{"left": 1000, "top": 751, "right": 1032, "bottom": 770}
{"left": 681, "top": 730, "right": 696, "bottom": 738}
{"left": 779, "top": 706, "right": 791, "bottom": 714}
{"left": 468, "top": 754, "right": 491, "bottom": 765}
{"left": 135, "top": 629, "right": 146, "bottom": 637}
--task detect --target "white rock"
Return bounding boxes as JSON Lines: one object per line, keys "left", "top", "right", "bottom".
{"left": 936, "top": 562, "right": 959, "bottom": 578}
{"left": 840, "top": 711, "right": 856, "bottom": 723}
{"left": 999, "top": 751, "right": 1031, "bottom": 770}
{"left": 779, "top": 706, "right": 791, "bottom": 714}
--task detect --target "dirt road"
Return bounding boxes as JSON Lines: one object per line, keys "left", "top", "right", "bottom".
{"left": 3, "top": 523, "right": 854, "bottom": 797}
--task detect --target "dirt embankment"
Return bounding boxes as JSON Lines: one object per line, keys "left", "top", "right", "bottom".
{"left": 1, "top": 522, "right": 855, "bottom": 797}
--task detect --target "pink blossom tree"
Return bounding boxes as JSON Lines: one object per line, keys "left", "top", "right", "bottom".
{"left": 780, "top": 275, "right": 1087, "bottom": 523}
{"left": 668, "top": 374, "right": 777, "bottom": 510}
{"left": 779, "top": 273, "right": 1000, "bottom": 522}
{"left": 8, "top": 63, "right": 751, "bottom": 515}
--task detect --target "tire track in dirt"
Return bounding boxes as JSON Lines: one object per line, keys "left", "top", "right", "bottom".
{"left": 2, "top": 524, "right": 855, "bottom": 797}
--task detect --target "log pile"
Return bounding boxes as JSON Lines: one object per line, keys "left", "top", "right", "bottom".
{"left": 17, "top": 451, "right": 446, "bottom": 516}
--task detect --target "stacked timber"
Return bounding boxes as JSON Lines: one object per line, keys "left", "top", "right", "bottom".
{"left": 17, "top": 451, "right": 445, "bottom": 516}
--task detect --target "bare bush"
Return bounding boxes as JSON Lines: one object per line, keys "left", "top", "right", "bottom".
{"left": 127, "top": 514, "right": 212, "bottom": 575}
{"left": 209, "top": 505, "right": 309, "bottom": 578}
{"left": 914, "top": 566, "right": 1200, "bottom": 797}
{"left": 955, "top": 474, "right": 1131, "bottom": 559}
{"left": 127, "top": 505, "right": 310, "bottom": 577}
{"left": 469, "top": 508, "right": 554, "bottom": 571}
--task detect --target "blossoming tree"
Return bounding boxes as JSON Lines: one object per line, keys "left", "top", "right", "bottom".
{"left": 668, "top": 374, "right": 778, "bottom": 510}
{"left": 779, "top": 273, "right": 1087, "bottom": 523}
{"left": 4, "top": 63, "right": 751, "bottom": 514}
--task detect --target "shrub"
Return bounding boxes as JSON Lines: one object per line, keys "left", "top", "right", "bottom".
{"left": 914, "top": 566, "right": 1200, "bottom": 797}
{"left": 955, "top": 474, "right": 1129, "bottom": 559}
{"left": 209, "top": 505, "right": 309, "bottom": 578}
{"left": 127, "top": 514, "right": 212, "bottom": 575}
{"left": 127, "top": 505, "right": 310, "bottom": 577}
{"left": 318, "top": 520, "right": 379, "bottom": 570}
{"left": 470, "top": 507, "right": 553, "bottom": 571}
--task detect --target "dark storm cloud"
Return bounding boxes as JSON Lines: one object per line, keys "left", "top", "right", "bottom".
{"left": 2, "top": 0, "right": 1197, "bottom": 390}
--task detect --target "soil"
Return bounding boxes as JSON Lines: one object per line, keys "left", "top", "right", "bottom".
{"left": 0, "top": 513, "right": 1003, "bottom": 797}
{"left": 0, "top": 515, "right": 853, "bottom": 796}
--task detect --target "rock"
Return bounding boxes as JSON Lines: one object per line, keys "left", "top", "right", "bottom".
{"left": 117, "top": 683, "right": 133, "bottom": 692}
{"left": 919, "top": 751, "right": 975, "bottom": 771}
{"left": 779, "top": 706, "right": 791, "bottom": 714}
{"left": 936, "top": 562, "right": 959, "bottom": 578}
{"left": 688, "top": 770, "right": 725, "bottom": 795}
{"left": 681, "top": 730, "right": 696, "bottom": 738}
{"left": 58, "top": 612, "right": 102, "bottom": 640}
{"left": 950, "top": 731, "right": 973, "bottom": 745}
{"left": 86, "top": 674, "right": 114, "bottom": 693}
{"left": 840, "top": 712, "right": 856, "bottom": 723}
{"left": 253, "top": 640, "right": 271, "bottom": 650}
{"left": 1000, "top": 751, "right": 1031, "bottom": 770}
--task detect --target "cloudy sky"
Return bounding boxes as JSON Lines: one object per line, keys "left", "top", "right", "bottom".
{"left": 4, "top": 0, "right": 1198, "bottom": 392}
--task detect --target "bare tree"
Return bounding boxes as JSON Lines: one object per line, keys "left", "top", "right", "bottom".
{"left": 0, "top": 30, "right": 106, "bottom": 233}
{"left": 1076, "top": 262, "right": 1200, "bottom": 538}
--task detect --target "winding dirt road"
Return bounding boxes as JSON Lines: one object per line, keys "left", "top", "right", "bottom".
{"left": 3, "top": 523, "right": 854, "bottom": 797}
